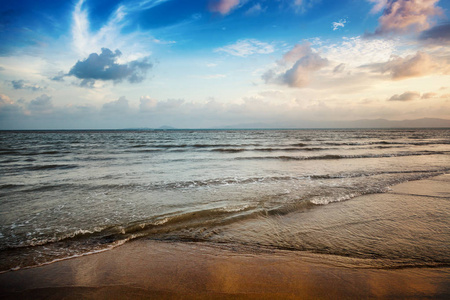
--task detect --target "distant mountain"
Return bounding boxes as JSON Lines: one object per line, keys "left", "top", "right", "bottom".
{"left": 158, "top": 125, "right": 177, "bottom": 130}
{"left": 220, "top": 118, "right": 450, "bottom": 129}
{"left": 318, "top": 118, "right": 450, "bottom": 128}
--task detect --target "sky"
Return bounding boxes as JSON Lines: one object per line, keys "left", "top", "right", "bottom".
{"left": 0, "top": 0, "right": 449, "bottom": 129}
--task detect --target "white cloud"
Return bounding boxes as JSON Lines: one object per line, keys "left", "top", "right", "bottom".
{"left": 332, "top": 18, "right": 347, "bottom": 31}
{"left": 215, "top": 39, "right": 275, "bottom": 57}
{"left": 139, "top": 96, "right": 157, "bottom": 112}
{"left": 71, "top": 0, "right": 152, "bottom": 61}
{"left": 319, "top": 36, "right": 397, "bottom": 67}
{"left": 102, "top": 96, "right": 129, "bottom": 113}
{"left": 200, "top": 74, "right": 227, "bottom": 79}
{"left": 245, "top": 3, "right": 264, "bottom": 16}
{"left": 292, "top": 0, "right": 321, "bottom": 13}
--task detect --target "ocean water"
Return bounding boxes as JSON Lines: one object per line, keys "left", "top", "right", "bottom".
{"left": 0, "top": 129, "right": 449, "bottom": 271}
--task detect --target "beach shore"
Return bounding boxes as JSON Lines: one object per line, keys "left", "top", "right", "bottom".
{"left": 1, "top": 174, "right": 449, "bottom": 299}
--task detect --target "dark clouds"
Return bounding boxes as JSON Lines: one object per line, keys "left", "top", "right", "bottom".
{"left": 68, "top": 48, "right": 152, "bottom": 84}
{"left": 51, "top": 71, "right": 65, "bottom": 82}
{"left": 28, "top": 94, "right": 52, "bottom": 111}
{"left": 388, "top": 91, "right": 421, "bottom": 101}
{"left": 11, "top": 79, "right": 44, "bottom": 91}
{"left": 419, "top": 23, "right": 450, "bottom": 44}
{"left": 79, "top": 79, "right": 95, "bottom": 88}
{"left": 333, "top": 63, "right": 346, "bottom": 73}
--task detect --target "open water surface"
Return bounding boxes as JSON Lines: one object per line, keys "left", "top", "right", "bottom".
{"left": 0, "top": 129, "right": 449, "bottom": 271}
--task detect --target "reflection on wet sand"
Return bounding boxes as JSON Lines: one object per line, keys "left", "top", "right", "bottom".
{"left": 0, "top": 240, "right": 449, "bottom": 299}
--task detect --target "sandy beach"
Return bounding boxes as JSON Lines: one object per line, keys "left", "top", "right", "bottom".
{"left": 1, "top": 174, "right": 449, "bottom": 299}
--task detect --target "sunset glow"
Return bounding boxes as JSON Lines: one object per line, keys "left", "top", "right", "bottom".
{"left": 1, "top": 0, "right": 449, "bottom": 129}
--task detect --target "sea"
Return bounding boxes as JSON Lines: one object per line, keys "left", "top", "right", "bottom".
{"left": 0, "top": 129, "right": 449, "bottom": 272}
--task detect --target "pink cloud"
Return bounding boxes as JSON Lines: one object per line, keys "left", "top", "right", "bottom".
{"left": 263, "top": 43, "right": 328, "bottom": 88}
{"left": 282, "top": 43, "right": 313, "bottom": 64}
{"left": 366, "top": 51, "right": 449, "bottom": 80}
{"left": 370, "top": 0, "right": 443, "bottom": 36}
{"left": 209, "top": 0, "right": 240, "bottom": 15}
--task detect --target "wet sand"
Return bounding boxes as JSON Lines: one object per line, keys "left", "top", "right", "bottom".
{"left": 1, "top": 175, "right": 449, "bottom": 299}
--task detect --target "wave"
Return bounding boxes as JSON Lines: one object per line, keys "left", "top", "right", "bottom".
{"left": 1, "top": 171, "right": 446, "bottom": 272}
{"left": 25, "top": 164, "right": 78, "bottom": 171}
{"left": 211, "top": 147, "right": 330, "bottom": 153}
{"left": 0, "top": 150, "right": 72, "bottom": 157}
{"left": 1, "top": 204, "right": 260, "bottom": 253}
{"left": 7, "top": 170, "right": 446, "bottom": 251}
{"left": 1, "top": 185, "right": 397, "bottom": 253}
{"left": 144, "top": 143, "right": 262, "bottom": 149}
{"left": 323, "top": 140, "right": 450, "bottom": 146}
{"left": 5, "top": 169, "right": 444, "bottom": 194}
{"left": 235, "top": 151, "right": 446, "bottom": 161}
{"left": 0, "top": 184, "right": 25, "bottom": 190}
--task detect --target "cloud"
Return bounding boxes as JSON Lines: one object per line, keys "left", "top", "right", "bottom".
{"left": 68, "top": 48, "right": 152, "bottom": 84}
{"left": 368, "top": 0, "right": 443, "bottom": 36}
{"left": 139, "top": 96, "right": 157, "bottom": 112}
{"left": 11, "top": 80, "right": 44, "bottom": 91}
{"left": 209, "top": 0, "right": 240, "bottom": 15}
{"left": 245, "top": 3, "right": 264, "bottom": 16}
{"left": 102, "top": 96, "right": 129, "bottom": 113}
{"left": 28, "top": 94, "right": 53, "bottom": 112}
{"left": 282, "top": 53, "right": 328, "bottom": 88}
{"left": 368, "top": 0, "right": 388, "bottom": 14}
{"left": 156, "top": 99, "right": 185, "bottom": 111}
{"left": 0, "top": 94, "right": 14, "bottom": 107}
{"left": 79, "top": 79, "right": 96, "bottom": 88}
{"left": 388, "top": 91, "right": 421, "bottom": 101}
{"left": 320, "top": 36, "right": 397, "bottom": 67}
{"left": 281, "top": 43, "right": 314, "bottom": 63}
{"left": 419, "top": 23, "right": 450, "bottom": 44}
{"left": 332, "top": 18, "right": 347, "bottom": 31}
{"left": 365, "top": 51, "right": 446, "bottom": 80}
{"left": 71, "top": 0, "right": 154, "bottom": 62}
{"left": 421, "top": 92, "right": 437, "bottom": 99}
{"left": 263, "top": 42, "right": 328, "bottom": 88}
{"left": 292, "top": 0, "right": 321, "bottom": 13}
{"left": 51, "top": 72, "right": 66, "bottom": 82}
{"left": 199, "top": 74, "right": 227, "bottom": 79}
{"left": 333, "top": 63, "right": 346, "bottom": 73}
{"left": 215, "top": 39, "right": 274, "bottom": 57}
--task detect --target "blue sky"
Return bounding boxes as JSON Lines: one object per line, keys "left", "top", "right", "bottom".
{"left": 1, "top": 0, "right": 449, "bottom": 129}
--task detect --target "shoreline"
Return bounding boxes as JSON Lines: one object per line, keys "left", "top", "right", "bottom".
{"left": 1, "top": 174, "right": 449, "bottom": 299}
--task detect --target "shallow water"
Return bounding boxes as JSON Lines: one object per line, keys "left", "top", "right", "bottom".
{"left": 0, "top": 129, "right": 449, "bottom": 271}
